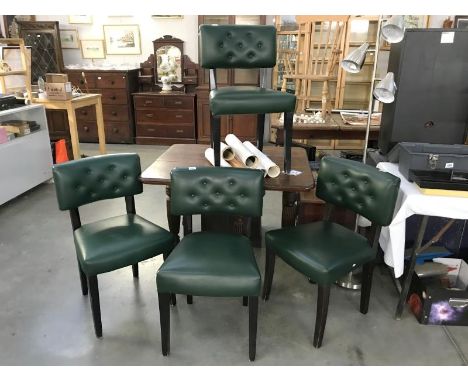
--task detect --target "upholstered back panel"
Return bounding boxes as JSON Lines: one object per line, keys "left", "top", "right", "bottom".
{"left": 199, "top": 24, "right": 276, "bottom": 69}
{"left": 53, "top": 153, "right": 143, "bottom": 210}
{"left": 316, "top": 157, "right": 400, "bottom": 226}
{"left": 170, "top": 167, "right": 265, "bottom": 217}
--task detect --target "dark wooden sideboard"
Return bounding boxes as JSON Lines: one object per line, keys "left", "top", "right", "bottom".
{"left": 46, "top": 68, "right": 139, "bottom": 144}
{"left": 133, "top": 92, "right": 196, "bottom": 145}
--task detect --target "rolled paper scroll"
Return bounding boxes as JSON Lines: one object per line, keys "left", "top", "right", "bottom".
{"left": 225, "top": 134, "right": 258, "bottom": 168}
{"left": 243, "top": 141, "right": 281, "bottom": 178}
{"left": 204, "top": 148, "right": 232, "bottom": 167}
{"left": 220, "top": 142, "right": 235, "bottom": 161}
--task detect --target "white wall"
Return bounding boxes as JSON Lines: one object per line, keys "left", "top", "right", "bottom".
{"left": 34, "top": 15, "right": 199, "bottom": 67}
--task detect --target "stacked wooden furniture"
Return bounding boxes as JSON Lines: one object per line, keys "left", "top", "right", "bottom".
{"left": 196, "top": 15, "right": 266, "bottom": 144}
{"left": 134, "top": 92, "right": 196, "bottom": 144}
{"left": 47, "top": 69, "right": 139, "bottom": 143}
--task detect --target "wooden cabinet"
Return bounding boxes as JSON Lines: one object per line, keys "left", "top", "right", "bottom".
{"left": 46, "top": 68, "right": 139, "bottom": 144}
{"left": 133, "top": 92, "right": 196, "bottom": 145}
{"left": 196, "top": 15, "right": 265, "bottom": 143}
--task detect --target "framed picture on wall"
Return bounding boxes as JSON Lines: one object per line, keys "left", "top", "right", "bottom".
{"left": 103, "top": 25, "right": 141, "bottom": 55}
{"left": 59, "top": 29, "right": 80, "bottom": 49}
{"left": 454, "top": 16, "right": 468, "bottom": 29}
{"left": 403, "top": 15, "right": 429, "bottom": 29}
{"left": 80, "top": 40, "right": 106, "bottom": 59}
{"left": 69, "top": 15, "right": 93, "bottom": 24}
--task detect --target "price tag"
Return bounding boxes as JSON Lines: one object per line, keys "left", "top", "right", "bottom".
{"left": 441, "top": 32, "right": 455, "bottom": 44}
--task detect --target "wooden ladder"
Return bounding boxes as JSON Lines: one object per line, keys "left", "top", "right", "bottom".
{"left": 0, "top": 38, "right": 32, "bottom": 103}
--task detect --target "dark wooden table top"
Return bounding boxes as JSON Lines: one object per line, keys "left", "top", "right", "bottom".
{"left": 140, "top": 144, "right": 315, "bottom": 192}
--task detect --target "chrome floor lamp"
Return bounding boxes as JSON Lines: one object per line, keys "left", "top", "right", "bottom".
{"left": 337, "top": 15, "right": 405, "bottom": 289}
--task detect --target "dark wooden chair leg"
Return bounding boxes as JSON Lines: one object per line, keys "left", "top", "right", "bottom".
{"left": 262, "top": 245, "right": 276, "bottom": 301}
{"left": 187, "top": 295, "right": 193, "bottom": 304}
{"left": 158, "top": 293, "right": 171, "bottom": 356}
{"left": 256, "top": 114, "right": 265, "bottom": 150}
{"left": 163, "top": 252, "right": 177, "bottom": 306}
{"left": 88, "top": 275, "right": 102, "bottom": 338}
{"left": 283, "top": 111, "right": 294, "bottom": 174}
{"left": 243, "top": 296, "right": 248, "bottom": 306}
{"left": 211, "top": 114, "right": 221, "bottom": 166}
{"left": 313, "top": 284, "right": 330, "bottom": 348}
{"left": 77, "top": 261, "right": 88, "bottom": 296}
{"left": 360, "top": 262, "right": 375, "bottom": 314}
{"left": 132, "top": 263, "right": 139, "bottom": 278}
{"left": 248, "top": 296, "right": 258, "bottom": 361}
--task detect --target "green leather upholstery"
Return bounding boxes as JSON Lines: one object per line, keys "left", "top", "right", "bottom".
{"left": 316, "top": 157, "right": 400, "bottom": 226}
{"left": 157, "top": 232, "right": 261, "bottom": 296}
{"left": 75, "top": 214, "right": 176, "bottom": 276}
{"left": 199, "top": 25, "right": 276, "bottom": 69}
{"left": 53, "top": 153, "right": 142, "bottom": 210}
{"left": 170, "top": 167, "right": 265, "bottom": 217}
{"left": 210, "top": 86, "right": 296, "bottom": 116}
{"left": 266, "top": 222, "right": 374, "bottom": 284}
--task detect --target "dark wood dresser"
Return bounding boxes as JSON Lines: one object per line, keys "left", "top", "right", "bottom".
{"left": 133, "top": 92, "right": 196, "bottom": 145}
{"left": 46, "top": 68, "right": 139, "bottom": 144}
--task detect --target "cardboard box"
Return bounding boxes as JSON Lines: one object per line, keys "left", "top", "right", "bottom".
{"left": 408, "top": 258, "right": 468, "bottom": 326}
{"left": 45, "top": 82, "right": 73, "bottom": 100}
{"left": 45, "top": 73, "right": 68, "bottom": 83}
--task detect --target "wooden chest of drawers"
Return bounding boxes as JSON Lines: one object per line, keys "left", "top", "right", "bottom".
{"left": 46, "top": 69, "right": 139, "bottom": 144}
{"left": 133, "top": 92, "right": 196, "bottom": 145}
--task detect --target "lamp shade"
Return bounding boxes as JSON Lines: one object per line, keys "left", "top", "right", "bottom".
{"left": 340, "top": 42, "right": 369, "bottom": 73}
{"left": 381, "top": 15, "right": 405, "bottom": 43}
{"left": 373, "top": 72, "right": 397, "bottom": 103}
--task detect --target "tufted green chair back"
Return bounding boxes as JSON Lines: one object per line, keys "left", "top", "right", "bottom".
{"left": 316, "top": 156, "right": 400, "bottom": 227}
{"left": 52, "top": 153, "right": 143, "bottom": 210}
{"left": 170, "top": 167, "right": 265, "bottom": 217}
{"left": 199, "top": 25, "right": 276, "bottom": 69}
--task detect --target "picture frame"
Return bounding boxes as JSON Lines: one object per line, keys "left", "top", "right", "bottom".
{"left": 454, "top": 16, "right": 468, "bottom": 29}
{"left": 403, "top": 15, "right": 429, "bottom": 29}
{"left": 68, "top": 15, "right": 93, "bottom": 24}
{"left": 151, "top": 16, "right": 184, "bottom": 19}
{"left": 103, "top": 25, "right": 141, "bottom": 55}
{"left": 59, "top": 29, "right": 80, "bottom": 49}
{"left": 2, "top": 15, "right": 35, "bottom": 38}
{"left": 80, "top": 39, "right": 105, "bottom": 59}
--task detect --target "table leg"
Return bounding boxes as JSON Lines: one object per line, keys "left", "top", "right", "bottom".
{"left": 66, "top": 104, "right": 81, "bottom": 160}
{"left": 165, "top": 186, "right": 180, "bottom": 237}
{"left": 281, "top": 191, "right": 299, "bottom": 227}
{"left": 95, "top": 97, "right": 106, "bottom": 155}
{"left": 283, "top": 111, "right": 293, "bottom": 174}
{"left": 395, "top": 215, "right": 429, "bottom": 320}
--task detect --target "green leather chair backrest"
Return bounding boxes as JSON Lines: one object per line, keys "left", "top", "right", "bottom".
{"left": 52, "top": 153, "right": 143, "bottom": 211}
{"left": 170, "top": 167, "right": 265, "bottom": 217}
{"left": 199, "top": 24, "right": 276, "bottom": 69}
{"left": 316, "top": 156, "right": 400, "bottom": 227}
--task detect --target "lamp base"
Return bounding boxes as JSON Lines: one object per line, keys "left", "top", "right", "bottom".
{"left": 336, "top": 270, "right": 362, "bottom": 290}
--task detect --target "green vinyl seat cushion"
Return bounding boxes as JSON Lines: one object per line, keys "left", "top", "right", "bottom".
{"left": 209, "top": 86, "right": 296, "bottom": 116}
{"left": 157, "top": 231, "right": 261, "bottom": 297}
{"left": 74, "top": 214, "right": 176, "bottom": 276}
{"left": 265, "top": 221, "right": 374, "bottom": 285}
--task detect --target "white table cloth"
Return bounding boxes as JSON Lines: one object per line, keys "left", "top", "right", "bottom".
{"left": 377, "top": 162, "right": 468, "bottom": 278}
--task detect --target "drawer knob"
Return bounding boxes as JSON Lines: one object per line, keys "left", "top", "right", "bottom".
{"left": 111, "top": 96, "right": 116, "bottom": 100}
{"left": 97, "top": 76, "right": 102, "bottom": 80}
{"left": 174, "top": 101, "right": 182, "bottom": 105}
{"left": 111, "top": 81, "right": 115, "bottom": 85}
{"left": 112, "top": 111, "right": 117, "bottom": 116}
{"left": 176, "top": 129, "right": 183, "bottom": 133}
{"left": 112, "top": 127, "right": 118, "bottom": 133}
{"left": 144, "top": 100, "right": 153, "bottom": 104}
{"left": 175, "top": 114, "right": 183, "bottom": 118}
{"left": 147, "top": 128, "right": 155, "bottom": 132}
{"left": 146, "top": 113, "right": 154, "bottom": 118}
{"left": 82, "top": 111, "right": 87, "bottom": 115}
{"left": 84, "top": 126, "right": 89, "bottom": 132}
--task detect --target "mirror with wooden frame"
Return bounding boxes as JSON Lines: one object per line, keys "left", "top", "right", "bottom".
{"left": 153, "top": 35, "right": 184, "bottom": 84}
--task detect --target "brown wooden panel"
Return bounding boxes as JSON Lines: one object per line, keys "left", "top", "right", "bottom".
{"left": 164, "top": 96, "right": 193, "bottom": 109}
{"left": 96, "top": 73, "right": 127, "bottom": 88}
{"left": 77, "top": 120, "right": 98, "bottom": 142}
{"left": 99, "top": 89, "right": 128, "bottom": 105}
{"left": 106, "top": 122, "right": 131, "bottom": 143}
{"left": 134, "top": 96, "right": 164, "bottom": 109}
{"left": 137, "top": 124, "right": 167, "bottom": 137}
{"left": 103, "top": 105, "right": 129, "bottom": 122}
{"left": 136, "top": 109, "right": 193, "bottom": 124}
{"left": 231, "top": 114, "right": 257, "bottom": 140}
{"left": 196, "top": 96, "right": 229, "bottom": 142}
{"left": 75, "top": 105, "right": 96, "bottom": 121}
{"left": 67, "top": 72, "right": 97, "bottom": 88}
{"left": 46, "top": 110, "right": 69, "bottom": 137}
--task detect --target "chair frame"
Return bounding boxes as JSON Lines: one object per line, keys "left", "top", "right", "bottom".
{"left": 158, "top": 214, "right": 259, "bottom": 360}
{"left": 262, "top": 202, "right": 382, "bottom": 348}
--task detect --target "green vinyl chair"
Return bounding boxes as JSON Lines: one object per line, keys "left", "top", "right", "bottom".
{"left": 156, "top": 167, "right": 265, "bottom": 361}
{"left": 52, "top": 153, "right": 177, "bottom": 337}
{"left": 262, "top": 156, "right": 400, "bottom": 348}
{"left": 199, "top": 24, "right": 296, "bottom": 172}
